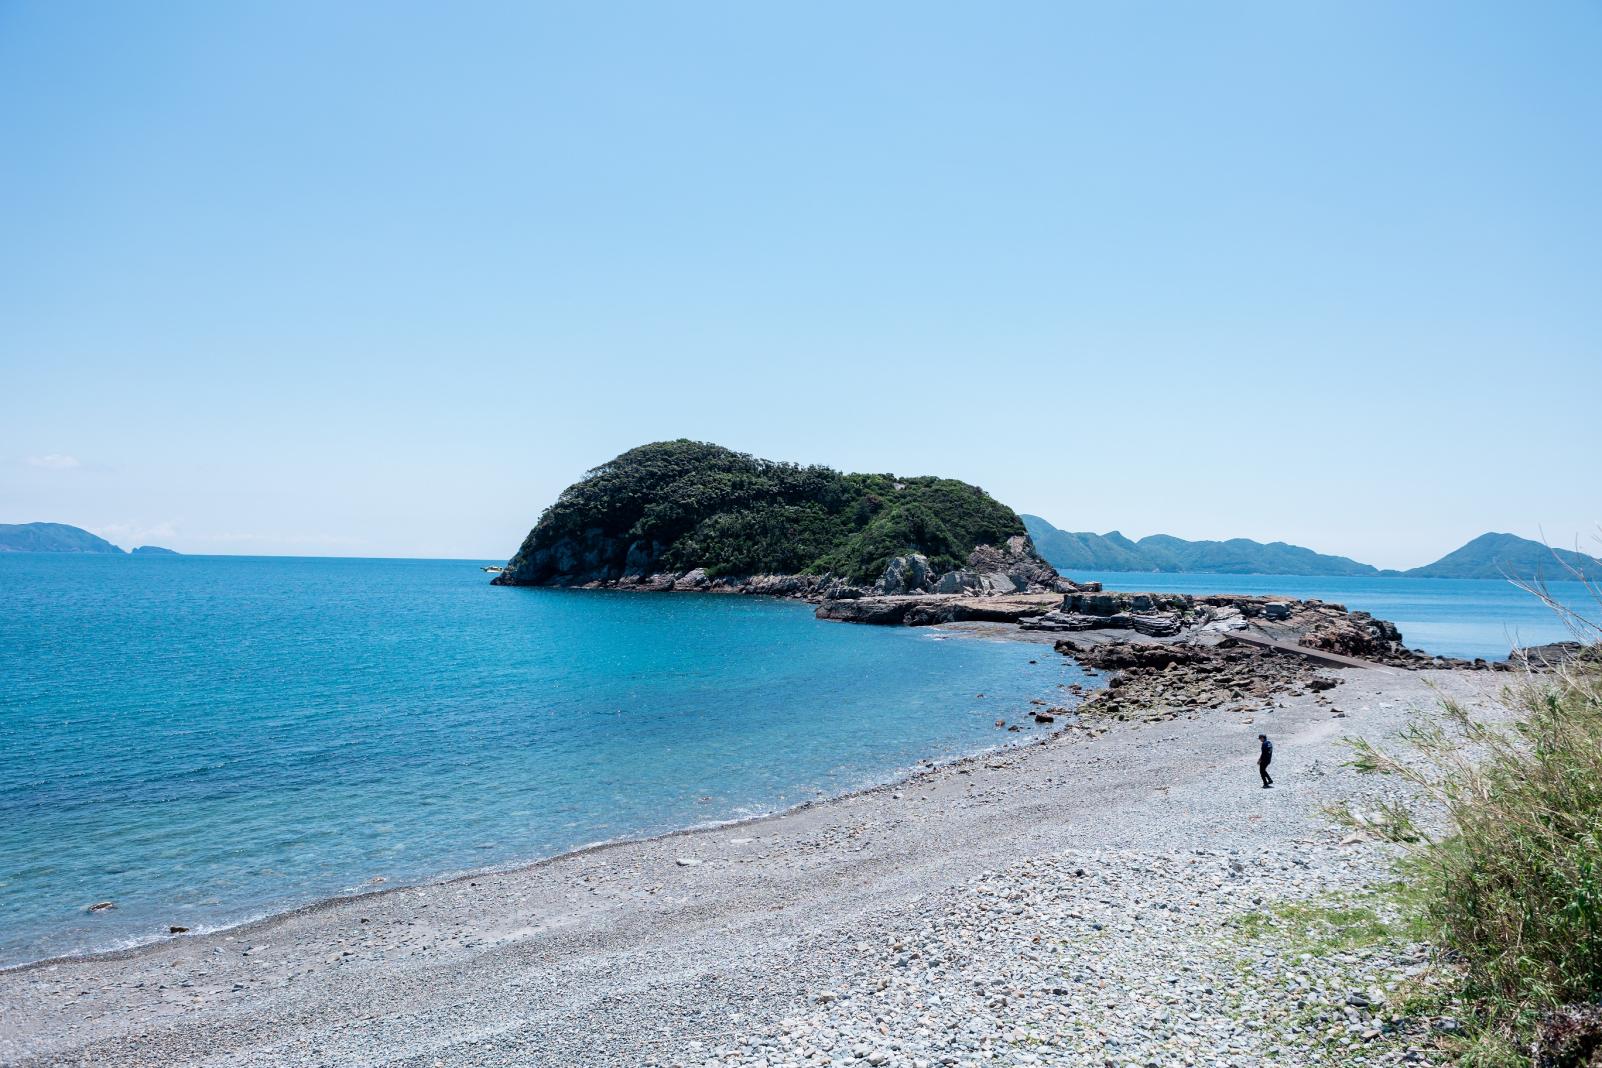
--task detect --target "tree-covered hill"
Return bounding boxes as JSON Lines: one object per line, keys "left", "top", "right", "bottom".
{"left": 1404, "top": 532, "right": 1601, "bottom": 580}
{"left": 493, "top": 440, "right": 1035, "bottom": 586}
{"left": 1021, "top": 515, "right": 1379, "bottom": 577}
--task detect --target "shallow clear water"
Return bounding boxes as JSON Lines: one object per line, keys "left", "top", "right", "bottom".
{"left": 0, "top": 554, "right": 1083, "bottom": 967}
{"left": 1082, "top": 570, "right": 1594, "bottom": 661}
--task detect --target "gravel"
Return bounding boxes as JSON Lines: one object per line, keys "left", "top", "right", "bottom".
{"left": 0, "top": 644, "right": 1502, "bottom": 1068}
{"left": 658, "top": 845, "right": 1446, "bottom": 1068}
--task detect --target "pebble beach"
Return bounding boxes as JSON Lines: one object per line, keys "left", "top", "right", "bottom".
{"left": 0, "top": 644, "right": 1501, "bottom": 1067}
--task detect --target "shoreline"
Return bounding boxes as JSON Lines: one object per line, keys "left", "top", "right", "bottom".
{"left": 0, "top": 621, "right": 1082, "bottom": 978}
{"left": 0, "top": 712, "right": 1078, "bottom": 978}
{"left": 1, "top": 636, "right": 1509, "bottom": 1067}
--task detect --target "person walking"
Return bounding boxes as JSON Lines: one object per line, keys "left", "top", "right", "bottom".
{"left": 1257, "top": 733, "right": 1274, "bottom": 788}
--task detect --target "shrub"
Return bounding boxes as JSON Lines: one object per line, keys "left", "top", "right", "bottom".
{"left": 1345, "top": 573, "right": 1602, "bottom": 1062}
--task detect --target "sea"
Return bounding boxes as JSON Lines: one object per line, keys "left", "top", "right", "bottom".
{"left": 0, "top": 555, "right": 1592, "bottom": 968}
{"left": 0, "top": 554, "right": 1083, "bottom": 968}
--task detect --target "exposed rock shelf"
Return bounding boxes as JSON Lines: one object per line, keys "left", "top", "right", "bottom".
{"left": 814, "top": 593, "right": 1061, "bottom": 626}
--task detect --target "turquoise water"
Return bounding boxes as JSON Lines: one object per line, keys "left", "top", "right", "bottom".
{"left": 0, "top": 554, "right": 1084, "bottom": 967}
{"left": 1080, "top": 571, "right": 1595, "bottom": 662}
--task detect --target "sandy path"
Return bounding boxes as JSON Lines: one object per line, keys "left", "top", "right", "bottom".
{"left": 0, "top": 646, "right": 1503, "bottom": 1067}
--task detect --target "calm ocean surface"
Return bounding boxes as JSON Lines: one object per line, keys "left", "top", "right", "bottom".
{"left": 1, "top": 557, "right": 1591, "bottom": 967}
{"left": 0, "top": 554, "right": 1085, "bottom": 967}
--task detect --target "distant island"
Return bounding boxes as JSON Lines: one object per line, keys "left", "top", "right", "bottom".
{"left": 1022, "top": 516, "right": 1378, "bottom": 577}
{"left": 1024, "top": 515, "right": 1598, "bottom": 582}
{"left": 493, "top": 440, "right": 1060, "bottom": 593}
{"left": 0, "top": 523, "right": 179, "bottom": 556}
{"left": 0, "top": 522, "right": 125, "bottom": 554}
{"left": 1401, "top": 532, "right": 1599, "bottom": 581}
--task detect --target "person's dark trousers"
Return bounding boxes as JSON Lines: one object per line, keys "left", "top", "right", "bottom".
{"left": 1259, "top": 757, "right": 1273, "bottom": 788}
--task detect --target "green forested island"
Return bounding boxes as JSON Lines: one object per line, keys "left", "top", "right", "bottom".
{"left": 493, "top": 440, "right": 1040, "bottom": 587}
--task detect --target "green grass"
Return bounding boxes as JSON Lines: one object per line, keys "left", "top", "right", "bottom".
{"left": 1342, "top": 649, "right": 1602, "bottom": 1064}
{"left": 1229, "top": 883, "right": 1426, "bottom": 955}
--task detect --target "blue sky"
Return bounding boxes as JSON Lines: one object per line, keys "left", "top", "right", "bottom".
{"left": 2, "top": 1, "right": 1598, "bottom": 568}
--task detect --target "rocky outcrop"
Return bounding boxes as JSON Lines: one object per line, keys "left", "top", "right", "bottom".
{"left": 1054, "top": 637, "right": 1335, "bottom": 722}
{"left": 1297, "top": 610, "right": 1410, "bottom": 662}
{"left": 859, "top": 537, "right": 1081, "bottom": 601}
{"left": 1013, "top": 590, "right": 1498, "bottom": 669}
{"left": 815, "top": 593, "right": 1060, "bottom": 627}
{"left": 1515, "top": 642, "right": 1602, "bottom": 669}
{"left": 877, "top": 554, "right": 938, "bottom": 595}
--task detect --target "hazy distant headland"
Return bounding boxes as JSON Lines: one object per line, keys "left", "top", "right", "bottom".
{"left": 1023, "top": 515, "right": 1599, "bottom": 582}
{"left": 0, "top": 522, "right": 178, "bottom": 556}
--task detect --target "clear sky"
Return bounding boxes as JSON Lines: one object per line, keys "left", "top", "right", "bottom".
{"left": 2, "top": 1, "right": 1598, "bottom": 569}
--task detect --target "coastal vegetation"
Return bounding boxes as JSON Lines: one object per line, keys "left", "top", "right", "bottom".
{"left": 496, "top": 439, "right": 1029, "bottom": 585}
{"left": 1346, "top": 606, "right": 1602, "bottom": 1064}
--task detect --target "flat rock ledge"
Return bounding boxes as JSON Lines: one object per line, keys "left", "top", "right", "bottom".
{"left": 814, "top": 594, "right": 1061, "bottom": 627}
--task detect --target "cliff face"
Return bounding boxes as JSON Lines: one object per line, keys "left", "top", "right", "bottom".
{"left": 492, "top": 440, "right": 1064, "bottom": 595}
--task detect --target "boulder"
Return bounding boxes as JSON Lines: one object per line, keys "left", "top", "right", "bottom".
{"left": 673, "top": 568, "right": 710, "bottom": 590}
{"left": 878, "top": 554, "right": 937, "bottom": 595}
{"left": 934, "top": 570, "right": 981, "bottom": 594}
{"left": 1517, "top": 642, "right": 1600, "bottom": 668}
{"left": 1130, "top": 613, "right": 1183, "bottom": 637}
{"left": 981, "top": 571, "right": 1019, "bottom": 594}
{"left": 820, "top": 579, "right": 866, "bottom": 600}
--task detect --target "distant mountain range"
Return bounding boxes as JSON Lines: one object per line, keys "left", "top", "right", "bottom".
{"left": 6, "top": 515, "right": 1594, "bottom": 582}
{"left": 0, "top": 522, "right": 178, "bottom": 555}
{"left": 1022, "top": 515, "right": 1599, "bottom": 582}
